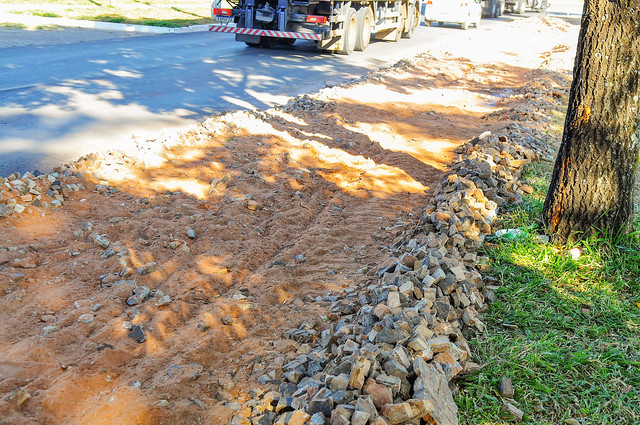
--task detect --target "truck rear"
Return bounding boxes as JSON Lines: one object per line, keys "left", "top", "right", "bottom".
{"left": 210, "top": 0, "right": 422, "bottom": 54}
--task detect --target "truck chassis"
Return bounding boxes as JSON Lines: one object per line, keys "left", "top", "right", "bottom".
{"left": 210, "top": 0, "right": 422, "bottom": 54}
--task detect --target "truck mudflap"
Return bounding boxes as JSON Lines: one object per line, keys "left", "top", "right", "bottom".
{"left": 209, "top": 25, "right": 326, "bottom": 40}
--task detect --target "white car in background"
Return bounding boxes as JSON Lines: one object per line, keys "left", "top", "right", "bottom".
{"left": 424, "top": 0, "right": 482, "bottom": 30}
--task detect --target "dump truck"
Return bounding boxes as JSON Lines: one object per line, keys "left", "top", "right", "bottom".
{"left": 504, "top": 0, "right": 549, "bottom": 14}
{"left": 209, "top": 0, "right": 422, "bottom": 54}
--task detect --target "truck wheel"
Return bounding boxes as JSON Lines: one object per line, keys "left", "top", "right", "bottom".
{"left": 260, "top": 36, "right": 279, "bottom": 49}
{"left": 338, "top": 8, "right": 357, "bottom": 55}
{"left": 394, "top": 24, "right": 402, "bottom": 41}
{"left": 492, "top": 0, "right": 500, "bottom": 17}
{"left": 245, "top": 42, "right": 260, "bottom": 48}
{"left": 515, "top": 0, "right": 526, "bottom": 14}
{"left": 355, "top": 7, "right": 373, "bottom": 51}
{"left": 402, "top": 3, "right": 418, "bottom": 38}
{"left": 535, "top": 0, "right": 549, "bottom": 11}
{"left": 279, "top": 38, "right": 296, "bottom": 46}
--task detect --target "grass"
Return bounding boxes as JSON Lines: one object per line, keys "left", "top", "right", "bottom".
{"left": 0, "top": 0, "right": 216, "bottom": 27}
{"left": 457, "top": 159, "right": 640, "bottom": 424}
{"left": 0, "top": 22, "right": 27, "bottom": 29}
{"left": 31, "top": 10, "right": 60, "bottom": 17}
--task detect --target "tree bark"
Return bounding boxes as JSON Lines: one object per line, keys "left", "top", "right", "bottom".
{"left": 542, "top": 0, "right": 640, "bottom": 243}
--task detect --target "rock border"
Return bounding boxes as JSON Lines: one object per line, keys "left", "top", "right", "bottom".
{"left": 223, "top": 122, "right": 555, "bottom": 425}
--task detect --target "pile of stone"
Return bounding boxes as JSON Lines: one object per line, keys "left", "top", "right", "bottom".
{"left": 0, "top": 148, "right": 149, "bottom": 220}
{"left": 482, "top": 71, "right": 568, "bottom": 126}
{"left": 228, "top": 128, "right": 551, "bottom": 425}
{"left": 0, "top": 166, "right": 87, "bottom": 219}
{"left": 283, "top": 95, "right": 337, "bottom": 113}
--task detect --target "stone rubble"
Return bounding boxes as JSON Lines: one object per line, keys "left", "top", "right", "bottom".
{"left": 282, "top": 95, "right": 337, "bottom": 113}
{"left": 0, "top": 106, "right": 552, "bottom": 424}
{"left": 0, "top": 51, "right": 563, "bottom": 425}
{"left": 0, "top": 168, "right": 86, "bottom": 219}
{"left": 225, "top": 125, "right": 552, "bottom": 425}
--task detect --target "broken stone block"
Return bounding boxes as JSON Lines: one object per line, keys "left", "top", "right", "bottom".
{"left": 501, "top": 401, "right": 524, "bottom": 421}
{"left": 407, "top": 335, "right": 428, "bottom": 352}
{"left": 351, "top": 410, "right": 370, "bottom": 425}
{"left": 375, "top": 329, "right": 410, "bottom": 345}
{"left": 6, "top": 387, "right": 31, "bottom": 407}
{"left": 355, "top": 396, "right": 378, "bottom": 419}
{"left": 381, "top": 399, "right": 434, "bottom": 425}
{"left": 275, "top": 410, "right": 311, "bottom": 425}
{"left": 363, "top": 378, "right": 392, "bottom": 410}
{"left": 308, "top": 398, "right": 333, "bottom": 417}
{"left": 384, "top": 359, "right": 408, "bottom": 380}
{"left": 387, "top": 291, "right": 401, "bottom": 310}
{"left": 375, "top": 373, "right": 401, "bottom": 396}
{"left": 500, "top": 376, "right": 515, "bottom": 399}
{"left": 412, "top": 358, "right": 458, "bottom": 425}
{"left": 348, "top": 356, "right": 371, "bottom": 390}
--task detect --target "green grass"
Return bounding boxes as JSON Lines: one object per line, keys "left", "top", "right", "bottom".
{"left": 0, "top": 22, "right": 27, "bottom": 29}
{"left": 1, "top": 0, "right": 216, "bottom": 27}
{"left": 31, "top": 10, "right": 60, "bottom": 17}
{"left": 457, "top": 161, "right": 640, "bottom": 424}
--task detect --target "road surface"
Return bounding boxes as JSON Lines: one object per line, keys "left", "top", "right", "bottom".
{"left": 0, "top": 7, "right": 581, "bottom": 176}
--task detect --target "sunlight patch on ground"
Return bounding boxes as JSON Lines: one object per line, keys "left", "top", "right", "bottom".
{"left": 346, "top": 121, "right": 456, "bottom": 171}
{"left": 103, "top": 69, "right": 143, "bottom": 79}
{"left": 244, "top": 89, "right": 291, "bottom": 107}
{"left": 151, "top": 177, "right": 210, "bottom": 198}
{"left": 285, "top": 139, "right": 428, "bottom": 196}
{"left": 265, "top": 109, "right": 308, "bottom": 127}
{"left": 221, "top": 96, "right": 258, "bottom": 111}
{"left": 211, "top": 68, "right": 244, "bottom": 84}
{"left": 339, "top": 83, "right": 497, "bottom": 114}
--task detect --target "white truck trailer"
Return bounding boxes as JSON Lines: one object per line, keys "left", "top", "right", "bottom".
{"left": 209, "top": 0, "right": 422, "bottom": 54}
{"left": 504, "top": 0, "right": 549, "bottom": 14}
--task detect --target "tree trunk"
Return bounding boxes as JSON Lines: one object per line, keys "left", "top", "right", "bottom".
{"left": 542, "top": 0, "right": 640, "bottom": 243}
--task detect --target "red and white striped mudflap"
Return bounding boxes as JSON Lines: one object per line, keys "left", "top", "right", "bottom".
{"left": 209, "top": 25, "right": 323, "bottom": 40}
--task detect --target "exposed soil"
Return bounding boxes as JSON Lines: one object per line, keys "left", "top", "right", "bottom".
{"left": 0, "top": 17, "right": 579, "bottom": 425}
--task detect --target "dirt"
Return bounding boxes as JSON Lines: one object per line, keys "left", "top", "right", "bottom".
{"left": 0, "top": 17, "right": 579, "bottom": 425}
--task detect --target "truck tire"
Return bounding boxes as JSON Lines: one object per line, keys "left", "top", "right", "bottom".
{"left": 260, "top": 36, "right": 279, "bottom": 49}
{"left": 402, "top": 2, "right": 418, "bottom": 39}
{"left": 483, "top": 0, "right": 499, "bottom": 18}
{"left": 338, "top": 8, "right": 357, "bottom": 55}
{"left": 535, "top": 0, "right": 549, "bottom": 11}
{"left": 355, "top": 7, "right": 373, "bottom": 51}
{"left": 279, "top": 38, "right": 296, "bottom": 46}
{"left": 492, "top": 0, "right": 500, "bottom": 17}
{"left": 515, "top": 0, "right": 526, "bottom": 14}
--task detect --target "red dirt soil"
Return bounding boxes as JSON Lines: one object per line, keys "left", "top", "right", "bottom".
{"left": 0, "top": 19, "right": 577, "bottom": 424}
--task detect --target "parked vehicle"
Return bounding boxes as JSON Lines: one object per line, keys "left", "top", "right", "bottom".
{"left": 481, "top": 0, "right": 503, "bottom": 17}
{"left": 424, "top": 0, "right": 482, "bottom": 30}
{"left": 210, "top": 0, "right": 422, "bottom": 55}
{"left": 503, "top": 0, "right": 549, "bottom": 14}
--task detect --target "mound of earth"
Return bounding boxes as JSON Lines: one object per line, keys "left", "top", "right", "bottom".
{"left": 0, "top": 17, "right": 578, "bottom": 425}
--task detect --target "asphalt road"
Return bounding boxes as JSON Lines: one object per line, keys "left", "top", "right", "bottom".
{"left": 0, "top": 7, "right": 581, "bottom": 176}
